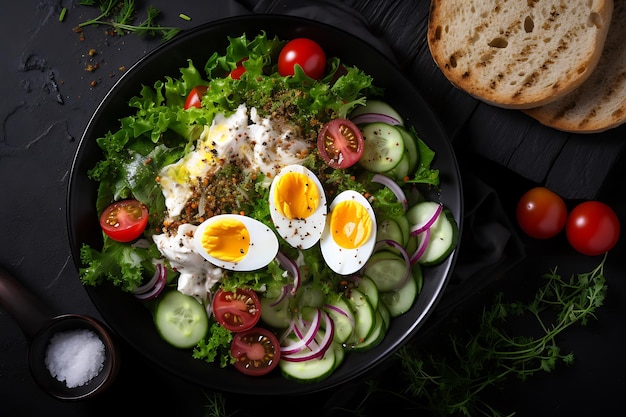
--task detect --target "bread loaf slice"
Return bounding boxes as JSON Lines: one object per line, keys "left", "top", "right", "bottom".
{"left": 524, "top": 0, "right": 626, "bottom": 133}
{"left": 427, "top": 0, "right": 613, "bottom": 109}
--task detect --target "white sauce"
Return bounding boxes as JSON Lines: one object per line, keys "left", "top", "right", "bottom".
{"left": 152, "top": 223, "right": 224, "bottom": 301}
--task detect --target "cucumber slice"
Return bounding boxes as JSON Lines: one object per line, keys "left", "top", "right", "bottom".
{"left": 406, "top": 201, "right": 441, "bottom": 226}
{"left": 385, "top": 152, "right": 410, "bottom": 181}
{"left": 297, "top": 283, "right": 326, "bottom": 308}
{"left": 279, "top": 331, "right": 336, "bottom": 383}
{"left": 412, "top": 262, "right": 424, "bottom": 293}
{"left": 323, "top": 298, "right": 355, "bottom": 344}
{"left": 356, "top": 275, "right": 379, "bottom": 311}
{"left": 396, "top": 125, "right": 420, "bottom": 174}
{"left": 380, "top": 269, "right": 418, "bottom": 317}
{"left": 378, "top": 301, "right": 391, "bottom": 331}
{"left": 154, "top": 291, "right": 208, "bottom": 349}
{"left": 396, "top": 214, "right": 411, "bottom": 247}
{"left": 353, "top": 309, "right": 386, "bottom": 351}
{"left": 376, "top": 218, "right": 404, "bottom": 246}
{"left": 363, "top": 251, "right": 409, "bottom": 292}
{"left": 358, "top": 122, "right": 405, "bottom": 173}
{"left": 347, "top": 288, "right": 375, "bottom": 344}
{"left": 332, "top": 341, "right": 345, "bottom": 370}
{"left": 418, "top": 208, "right": 459, "bottom": 266}
{"left": 260, "top": 295, "right": 292, "bottom": 329}
{"left": 349, "top": 99, "right": 404, "bottom": 125}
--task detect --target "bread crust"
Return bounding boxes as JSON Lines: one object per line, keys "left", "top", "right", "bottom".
{"left": 524, "top": 0, "right": 626, "bottom": 133}
{"left": 427, "top": 0, "right": 614, "bottom": 109}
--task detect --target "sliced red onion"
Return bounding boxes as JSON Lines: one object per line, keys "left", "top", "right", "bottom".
{"left": 374, "top": 239, "right": 412, "bottom": 289}
{"left": 276, "top": 252, "right": 301, "bottom": 296}
{"left": 324, "top": 303, "right": 354, "bottom": 323}
{"left": 324, "top": 302, "right": 355, "bottom": 336}
{"left": 410, "top": 229, "right": 431, "bottom": 264}
{"left": 280, "top": 308, "right": 322, "bottom": 356}
{"left": 350, "top": 112, "right": 402, "bottom": 126}
{"left": 134, "top": 262, "right": 167, "bottom": 300}
{"left": 269, "top": 285, "right": 291, "bottom": 307}
{"left": 278, "top": 321, "right": 295, "bottom": 344}
{"left": 410, "top": 203, "right": 442, "bottom": 236}
{"left": 281, "top": 311, "right": 334, "bottom": 362}
{"left": 371, "top": 173, "right": 408, "bottom": 211}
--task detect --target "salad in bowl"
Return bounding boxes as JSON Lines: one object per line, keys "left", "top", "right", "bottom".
{"left": 75, "top": 30, "right": 459, "bottom": 384}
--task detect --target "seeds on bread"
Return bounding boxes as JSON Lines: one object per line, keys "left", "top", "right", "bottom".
{"left": 524, "top": 0, "right": 626, "bottom": 133}
{"left": 427, "top": 0, "right": 614, "bottom": 109}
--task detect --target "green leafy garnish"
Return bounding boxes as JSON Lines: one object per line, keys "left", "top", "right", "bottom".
{"left": 193, "top": 322, "right": 234, "bottom": 368}
{"left": 77, "top": 0, "right": 181, "bottom": 41}
{"left": 383, "top": 256, "right": 608, "bottom": 416}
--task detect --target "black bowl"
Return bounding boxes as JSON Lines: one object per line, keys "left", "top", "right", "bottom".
{"left": 67, "top": 14, "right": 463, "bottom": 396}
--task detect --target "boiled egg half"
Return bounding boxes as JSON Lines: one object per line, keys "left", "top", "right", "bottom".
{"left": 320, "top": 190, "right": 377, "bottom": 275}
{"left": 193, "top": 214, "right": 279, "bottom": 271}
{"left": 269, "top": 164, "right": 327, "bottom": 249}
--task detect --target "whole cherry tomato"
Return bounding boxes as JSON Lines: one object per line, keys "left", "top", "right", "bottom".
{"left": 566, "top": 201, "right": 620, "bottom": 255}
{"left": 516, "top": 187, "right": 567, "bottom": 239}
{"left": 278, "top": 38, "right": 326, "bottom": 80}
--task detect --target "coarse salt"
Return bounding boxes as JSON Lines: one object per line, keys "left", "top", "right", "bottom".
{"left": 44, "top": 328, "right": 106, "bottom": 388}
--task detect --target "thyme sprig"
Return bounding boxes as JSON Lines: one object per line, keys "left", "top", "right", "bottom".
{"left": 76, "top": 0, "right": 181, "bottom": 41}
{"left": 393, "top": 255, "right": 608, "bottom": 416}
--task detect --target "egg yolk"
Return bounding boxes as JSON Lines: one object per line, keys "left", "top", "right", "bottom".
{"left": 273, "top": 172, "right": 320, "bottom": 220}
{"left": 329, "top": 200, "right": 372, "bottom": 249}
{"left": 201, "top": 218, "right": 250, "bottom": 262}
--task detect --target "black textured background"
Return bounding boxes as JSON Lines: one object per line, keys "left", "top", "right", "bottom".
{"left": 1, "top": 1, "right": 625, "bottom": 416}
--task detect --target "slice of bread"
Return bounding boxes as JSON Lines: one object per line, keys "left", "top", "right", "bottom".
{"left": 427, "top": 0, "right": 613, "bottom": 109}
{"left": 524, "top": 0, "right": 626, "bottom": 133}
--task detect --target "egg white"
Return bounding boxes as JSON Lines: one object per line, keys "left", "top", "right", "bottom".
{"left": 319, "top": 190, "right": 377, "bottom": 275}
{"left": 193, "top": 214, "right": 279, "bottom": 271}
{"left": 269, "top": 164, "right": 327, "bottom": 249}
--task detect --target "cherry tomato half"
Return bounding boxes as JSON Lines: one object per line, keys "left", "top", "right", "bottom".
{"left": 229, "top": 58, "right": 248, "bottom": 80}
{"left": 212, "top": 288, "right": 261, "bottom": 332}
{"left": 516, "top": 187, "right": 567, "bottom": 239}
{"left": 184, "top": 85, "right": 208, "bottom": 110}
{"left": 230, "top": 327, "right": 281, "bottom": 376}
{"left": 278, "top": 38, "right": 326, "bottom": 80}
{"left": 317, "top": 118, "right": 364, "bottom": 169}
{"left": 99, "top": 199, "right": 149, "bottom": 243}
{"left": 566, "top": 201, "right": 620, "bottom": 256}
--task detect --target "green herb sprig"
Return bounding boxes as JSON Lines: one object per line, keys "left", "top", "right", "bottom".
{"left": 389, "top": 255, "right": 608, "bottom": 416}
{"left": 77, "top": 0, "right": 181, "bottom": 41}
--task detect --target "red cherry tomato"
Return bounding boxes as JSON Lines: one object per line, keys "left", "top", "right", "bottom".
{"left": 212, "top": 288, "right": 261, "bottom": 332}
{"left": 566, "top": 201, "right": 620, "bottom": 256}
{"left": 184, "top": 85, "right": 208, "bottom": 110}
{"left": 229, "top": 58, "right": 248, "bottom": 80}
{"left": 230, "top": 327, "right": 281, "bottom": 376}
{"left": 317, "top": 118, "right": 364, "bottom": 169}
{"left": 278, "top": 38, "right": 326, "bottom": 80}
{"left": 99, "top": 199, "right": 149, "bottom": 242}
{"left": 516, "top": 187, "right": 567, "bottom": 239}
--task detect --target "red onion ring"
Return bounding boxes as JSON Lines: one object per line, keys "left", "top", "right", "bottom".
{"left": 281, "top": 310, "right": 334, "bottom": 362}
{"left": 350, "top": 112, "right": 402, "bottom": 126}
{"left": 276, "top": 252, "right": 301, "bottom": 296}
{"left": 410, "top": 229, "right": 431, "bottom": 264}
{"left": 134, "top": 262, "right": 167, "bottom": 300}
{"left": 410, "top": 203, "right": 442, "bottom": 236}
{"left": 374, "top": 239, "right": 412, "bottom": 289}
{"left": 371, "top": 173, "right": 408, "bottom": 211}
{"left": 280, "top": 308, "right": 322, "bottom": 356}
